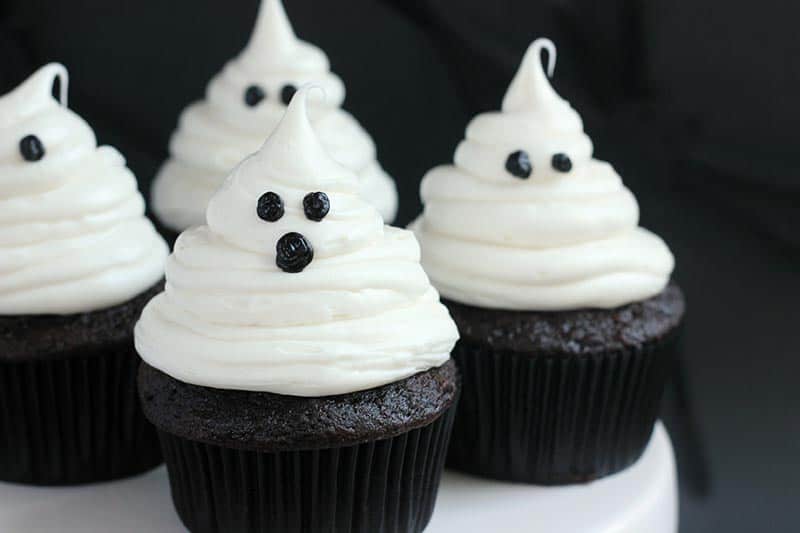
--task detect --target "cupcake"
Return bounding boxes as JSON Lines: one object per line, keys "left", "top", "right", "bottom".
{"left": 136, "top": 87, "right": 458, "bottom": 532}
{"left": 151, "top": 0, "right": 398, "bottom": 241}
{"left": 0, "top": 64, "right": 169, "bottom": 484}
{"left": 412, "top": 39, "right": 685, "bottom": 484}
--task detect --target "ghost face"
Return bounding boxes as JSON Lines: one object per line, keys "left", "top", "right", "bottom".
{"left": 256, "top": 190, "right": 331, "bottom": 273}
{"left": 243, "top": 82, "right": 298, "bottom": 109}
{"left": 503, "top": 149, "right": 573, "bottom": 180}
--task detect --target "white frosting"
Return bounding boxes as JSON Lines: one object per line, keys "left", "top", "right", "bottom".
{"left": 412, "top": 39, "right": 674, "bottom": 311}
{"left": 152, "top": 0, "right": 397, "bottom": 230}
{"left": 135, "top": 88, "right": 457, "bottom": 397}
{"left": 0, "top": 64, "right": 168, "bottom": 315}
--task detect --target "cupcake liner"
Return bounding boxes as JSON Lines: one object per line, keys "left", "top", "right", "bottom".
{"left": 446, "top": 330, "right": 680, "bottom": 484}
{"left": 158, "top": 405, "right": 456, "bottom": 533}
{"left": 0, "top": 345, "right": 162, "bottom": 485}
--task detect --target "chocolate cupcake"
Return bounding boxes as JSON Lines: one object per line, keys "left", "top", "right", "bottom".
{"left": 0, "top": 64, "right": 169, "bottom": 484}
{"left": 412, "top": 39, "right": 684, "bottom": 484}
{"left": 151, "top": 0, "right": 398, "bottom": 239}
{"left": 136, "top": 87, "right": 459, "bottom": 532}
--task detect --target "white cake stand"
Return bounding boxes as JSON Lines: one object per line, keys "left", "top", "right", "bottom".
{"left": 0, "top": 423, "right": 676, "bottom": 532}
{"left": 428, "top": 422, "right": 678, "bottom": 533}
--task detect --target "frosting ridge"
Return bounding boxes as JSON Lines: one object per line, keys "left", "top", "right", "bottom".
{"left": 0, "top": 64, "right": 168, "bottom": 315}
{"left": 412, "top": 39, "right": 674, "bottom": 310}
{"left": 136, "top": 88, "right": 457, "bottom": 396}
{"left": 152, "top": 0, "right": 397, "bottom": 230}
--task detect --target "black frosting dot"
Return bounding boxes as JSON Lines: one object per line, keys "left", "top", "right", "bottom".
{"left": 19, "top": 135, "right": 45, "bottom": 162}
{"left": 303, "top": 192, "right": 330, "bottom": 222}
{"left": 505, "top": 150, "right": 532, "bottom": 179}
{"left": 551, "top": 153, "right": 573, "bottom": 172}
{"left": 276, "top": 232, "right": 314, "bottom": 273}
{"left": 257, "top": 191, "right": 284, "bottom": 222}
{"left": 280, "top": 84, "right": 297, "bottom": 105}
{"left": 244, "top": 85, "right": 266, "bottom": 107}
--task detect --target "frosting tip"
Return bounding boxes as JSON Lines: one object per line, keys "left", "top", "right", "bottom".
{"left": 259, "top": 84, "right": 326, "bottom": 149}
{"left": 246, "top": 0, "right": 298, "bottom": 55}
{"left": 0, "top": 63, "right": 68, "bottom": 115}
{"left": 524, "top": 38, "right": 557, "bottom": 78}
{"left": 502, "top": 37, "right": 562, "bottom": 112}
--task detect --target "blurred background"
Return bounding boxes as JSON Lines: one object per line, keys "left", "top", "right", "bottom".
{"left": 1, "top": 1, "right": 798, "bottom": 531}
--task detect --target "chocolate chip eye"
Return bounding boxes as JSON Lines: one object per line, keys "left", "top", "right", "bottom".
{"left": 244, "top": 85, "right": 266, "bottom": 107}
{"left": 280, "top": 84, "right": 297, "bottom": 105}
{"left": 257, "top": 191, "right": 284, "bottom": 222}
{"left": 276, "top": 232, "right": 314, "bottom": 273}
{"left": 505, "top": 150, "right": 532, "bottom": 179}
{"left": 19, "top": 135, "right": 45, "bottom": 162}
{"left": 551, "top": 153, "right": 572, "bottom": 172}
{"left": 303, "top": 192, "right": 330, "bottom": 221}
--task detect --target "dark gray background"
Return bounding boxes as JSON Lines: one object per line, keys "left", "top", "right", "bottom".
{"left": 2, "top": 1, "right": 799, "bottom": 531}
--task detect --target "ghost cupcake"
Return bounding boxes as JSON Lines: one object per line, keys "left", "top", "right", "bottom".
{"left": 151, "top": 0, "right": 398, "bottom": 240}
{"left": 0, "top": 64, "right": 169, "bottom": 484}
{"left": 412, "top": 39, "right": 685, "bottom": 484}
{"left": 137, "top": 87, "right": 458, "bottom": 533}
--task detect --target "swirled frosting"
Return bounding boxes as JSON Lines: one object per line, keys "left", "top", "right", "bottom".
{"left": 135, "top": 87, "right": 457, "bottom": 396}
{"left": 0, "top": 64, "right": 168, "bottom": 315}
{"left": 152, "top": 0, "right": 397, "bottom": 231}
{"left": 412, "top": 39, "right": 674, "bottom": 310}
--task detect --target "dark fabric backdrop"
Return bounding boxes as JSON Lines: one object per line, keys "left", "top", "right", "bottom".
{"left": 2, "top": 1, "right": 799, "bottom": 531}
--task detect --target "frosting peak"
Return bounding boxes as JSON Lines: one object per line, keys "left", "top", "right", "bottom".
{"left": 502, "top": 38, "right": 557, "bottom": 112}
{"left": 240, "top": 0, "right": 328, "bottom": 72}
{"left": 413, "top": 40, "right": 674, "bottom": 311}
{"left": 242, "top": 86, "right": 356, "bottom": 192}
{"left": 136, "top": 89, "right": 456, "bottom": 396}
{"left": 500, "top": 38, "right": 583, "bottom": 131}
{"left": 0, "top": 64, "right": 168, "bottom": 315}
{"left": 151, "top": 0, "right": 397, "bottom": 232}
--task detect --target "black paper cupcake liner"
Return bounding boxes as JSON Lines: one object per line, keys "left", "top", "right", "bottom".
{"left": 158, "top": 404, "right": 456, "bottom": 533}
{"left": 446, "top": 331, "right": 679, "bottom": 484}
{"left": 0, "top": 346, "right": 162, "bottom": 485}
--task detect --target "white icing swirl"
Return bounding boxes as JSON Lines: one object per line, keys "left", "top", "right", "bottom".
{"left": 135, "top": 88, "right": 457, "bottom": 397}
{"left": 412, "top": 39, "right": 674, "bottom": 310}
{"left": 152, "top": 0, "right": 397, "bottom": 230}
{"left": 0, "top": 64, "right": 168, "bottom": 315}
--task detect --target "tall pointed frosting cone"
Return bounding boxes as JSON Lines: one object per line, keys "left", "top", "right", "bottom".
{"left": 247, "top": 86, "right": 356, "bottom": 191}
{"left": 238, "top": 0, "right": 328, "bottom": 71}
{"left": 501, "top": 38, "right": 575, "bottom": 121}
{"left": 248, "top": 0, "right": 297, "bottom": 49}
